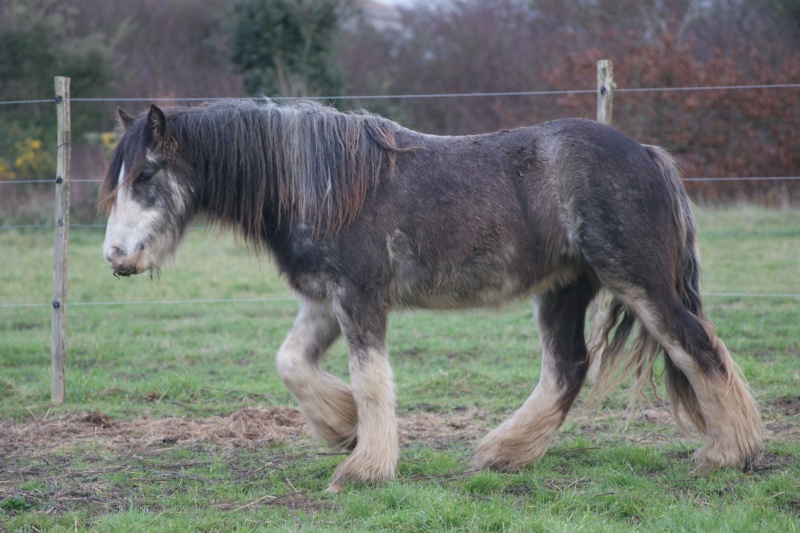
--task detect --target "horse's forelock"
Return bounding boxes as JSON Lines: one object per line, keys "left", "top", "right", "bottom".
{"left": 98, "top": 144, "right": 124, "bottom": 215}
{"left": 98, "top": 121, "right": 150, "bottom": 215}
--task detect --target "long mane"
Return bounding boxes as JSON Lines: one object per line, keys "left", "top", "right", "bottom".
{"left": 101, "top": 99, "right": 408, "bottom": 244}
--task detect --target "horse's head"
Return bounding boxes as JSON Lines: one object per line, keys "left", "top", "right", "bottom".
{"left": 100, "top": 105, "right": 194, "bottom": 277}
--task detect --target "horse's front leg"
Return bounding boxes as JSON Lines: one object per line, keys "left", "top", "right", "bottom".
{"left": 329, "top": 287, "right": 398, "bottom": 490}
{"left": 276, "top": 298, "right": 358, "bottom": 449}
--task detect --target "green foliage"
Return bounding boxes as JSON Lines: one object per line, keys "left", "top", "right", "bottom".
{"left": 0, "top": 495, "right": 34, "bottom": 512}
{"left": 0, "top": 0, "right": 121, "bottom": 102}
{"left": 229, "top": 0, "right": 351, "bottom": 97}
{"left": 760, "top": 0, "right": 800, "bottom": 32}
{"left": 0, "top": 0, "right": 126, "bottom": 169}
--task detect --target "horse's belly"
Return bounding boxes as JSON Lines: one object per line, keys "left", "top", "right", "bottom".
{"left": 389, "top": 263, "right": 536, "bottom": 309}
{"left": 386, "top": 251, "right": 582, "bottom": 310}
{"left": 382, "top": 228, "right": 571, "bottom": 309}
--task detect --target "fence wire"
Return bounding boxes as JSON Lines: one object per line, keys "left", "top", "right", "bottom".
{"left": 3, "top": 177, "right": 800, "bottom": 187}
{"left": 0, "top": 297, "right": 296, "bottom": 309}
{"left": 0, "top": 178, "right": 103, "bottom": 184}
{"left": 2, "top": 82, "right": 800, "bottom": 106}
{"left": 1, "top": 222, "right": 798, "bottom": 236}
{"left": 1, "top": 291, "right": 797, "bottom": 311}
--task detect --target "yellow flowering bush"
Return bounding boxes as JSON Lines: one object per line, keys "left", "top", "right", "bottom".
{"left": 0, "top": 157, "right": 15, "bottom": 180}
{"left": 10, "top": 138, "right": 55, "bottom": 180}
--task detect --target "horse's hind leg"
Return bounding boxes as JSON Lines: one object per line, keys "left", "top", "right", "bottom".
{"left": 276, "top": 298, "right": 358, "bottom": 450}
{"left": 622, "top": 291, "right": 762, "bottom": 469}
{"left": 472, "top": 273, "right": 598, "bottom": 471}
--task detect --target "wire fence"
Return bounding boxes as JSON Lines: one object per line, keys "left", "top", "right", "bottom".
{"left": 1, "top": 290, "right": 797, "bottom": 312}
{"left": 1, "top": 81, "right": 799, "bottom": 311}
{"left": 2, "top": 82, "right": 800, "bottom": 106}
{"left": 3, "top": 223, "right": 800, "bottom": 238}
{"left": 4, "top": 176, "right": 800, "bottom": 186}
{"left": 0, "top": 297, "right": 298, "bottom": 309}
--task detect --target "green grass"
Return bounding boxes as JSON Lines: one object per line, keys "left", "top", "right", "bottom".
{"left": 1, "top": 205, "right": 799, "bottom": 531}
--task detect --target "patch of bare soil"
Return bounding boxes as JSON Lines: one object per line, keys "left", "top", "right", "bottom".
{"left": 1, "top": 402, "right": 796, "bottom": 518}
{"left": 765, "top": 394, "right": 800, "bottom": 418}
{"left": 0, "top": 407, "right": 493, "bottom": 518}
{"left": 1, "top": 401, "right": 796, "bottom": 462}
{"left": 0, "top": 407, "right": 307, "bottom": 460}
{"left": 398, "top": 408, "right": 491, "bottom": 448}
{"left": 0, "top": 407, "right": 496, "bottom": 460}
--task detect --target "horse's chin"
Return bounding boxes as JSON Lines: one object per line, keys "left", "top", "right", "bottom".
{"left": 110, "top": 254, "right": 161, "bottom": 278}
{"left": 112, "top": 265, "right": 161, "bottom": 279}
{"left": 111, "top": 264, "right": 138, "bottom": 278}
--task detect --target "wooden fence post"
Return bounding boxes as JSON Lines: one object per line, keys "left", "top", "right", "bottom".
{"left": 597, "top": 59, "right": 614, "bottom": 125}
{"left": 52, "top": 76, "right": 71, "bottom": 405}
{"left": 587, "top": 60, "right": 614, "bottom": 383}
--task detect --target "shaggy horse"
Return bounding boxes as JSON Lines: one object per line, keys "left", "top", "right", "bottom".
{"left": 100, "top": 100, "right": 762, "bottom": 490}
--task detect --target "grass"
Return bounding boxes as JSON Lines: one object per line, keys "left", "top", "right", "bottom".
{"left": 1, "top": 205, "right": 799, "bottom": 531}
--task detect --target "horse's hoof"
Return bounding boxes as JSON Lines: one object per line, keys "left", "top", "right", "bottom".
{"left": 471, "top": 435, "right": 525, "bottom": 472}
{"left": 329, "top": 447, "right": 396, "bottom": 488}
{"left": 326, "top": 480, "right": 344, "bottom": 493}
{"left": 470, "top": 453, "right": 521, "bottom": 472}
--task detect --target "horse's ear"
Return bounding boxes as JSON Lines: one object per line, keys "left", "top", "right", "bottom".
{"left": 117, "top": 108, "right": 134, "bottom": 131}
{"left": 146, "top": 104, "right": 169, "bottom": 150}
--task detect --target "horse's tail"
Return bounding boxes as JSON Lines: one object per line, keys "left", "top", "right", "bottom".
{"left": 587, "top": 145, "right": 708, "bottom": 434}
{"left": 644, "top": 145, "right": 704, "bottom": 314}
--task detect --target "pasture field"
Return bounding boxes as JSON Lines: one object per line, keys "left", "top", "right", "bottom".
{"left": 1, "top": 205, "right": 798, "bottom": 531}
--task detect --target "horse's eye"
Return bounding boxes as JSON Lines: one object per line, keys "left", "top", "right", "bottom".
{"left": 137, "top": 172, "right": 154, "bottom": 183}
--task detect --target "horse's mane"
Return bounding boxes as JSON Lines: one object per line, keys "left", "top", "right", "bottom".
{"left": 101, "top": 99, "right": 408, "bottom": 244}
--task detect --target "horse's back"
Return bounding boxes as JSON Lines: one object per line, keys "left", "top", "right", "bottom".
{"left": 354, "top": 125, "right": 578, "bottom": 307}
{"left": 333, "top": 118, "right": 682, "bottom": 309}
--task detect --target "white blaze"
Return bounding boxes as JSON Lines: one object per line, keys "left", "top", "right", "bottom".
{"left": 102, "top": 162, "right": 161, "bottom": 272}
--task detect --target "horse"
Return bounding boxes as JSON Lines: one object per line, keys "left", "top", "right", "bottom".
{"left": 100, "top": 99, "right": 762, "bottom": 490}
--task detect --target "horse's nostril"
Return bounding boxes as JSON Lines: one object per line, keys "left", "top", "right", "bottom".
{"left": 134, "top": 243, "right": 145, "bottom": 252}
{"left": 111, "top": 246, "right": 125, "bottom": 258}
